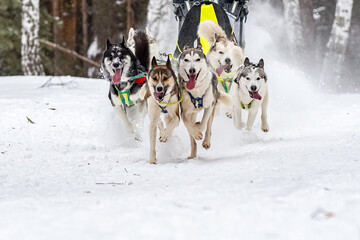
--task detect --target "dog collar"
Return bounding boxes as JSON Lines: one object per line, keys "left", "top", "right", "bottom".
{"left": 240, "top": 100, "right": 254, "bottom": 110}
{"left": 187, "top": 91, "right": 204, "bottom": 109}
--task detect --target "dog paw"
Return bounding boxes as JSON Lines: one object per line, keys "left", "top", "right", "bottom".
{"left": 202, "top": 140, "right": 211, "bottom": 149}
{"left": 187, "top": 155, "right": 196, "bottom": 159}
{"left": 159, "top": 129, "right": 171, "bottom": 143}
{"left": 226, "top": 112, "right": 232, "bottom": 119}
{"left": 190, "top": 128, "right": 203, "bottom": 140}
{"left": 235, "top": 122, "right": 245, "bottom": 130}
{"left": 149, "top": 157, "right": 157, "bottom": 164}
{"left": 261, "top": 124, "right": 269, "bottom": 132}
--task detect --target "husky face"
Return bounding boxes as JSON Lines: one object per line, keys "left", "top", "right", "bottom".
{"left": 178, "top": 44, "right": 208, "bottom": 90}
{"left": 237, "top": 58, "right": 267, "bottom": 100}
{"left": 102, "top": 38, "right": 134, "bottom": 89}
{"left": 148, "top": 57, "right": 176, "bottom": 102}
{"left": 208, "top": 37, "right": 244, "bottom": 76}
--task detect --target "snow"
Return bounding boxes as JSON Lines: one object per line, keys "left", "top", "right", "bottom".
{"left": 2, "top": 2, "right": 360, "bottom": 240}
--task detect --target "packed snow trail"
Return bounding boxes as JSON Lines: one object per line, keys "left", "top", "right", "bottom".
{"left": 0, "top": 75, "right": 359, "bottom": 240}
{"left": 1, "top": 1, "right": 360, "bottom": 239}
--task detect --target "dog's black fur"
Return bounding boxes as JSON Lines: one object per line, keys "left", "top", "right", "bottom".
{"left": 102, "top": 31, "right": 150, "bottom": 107}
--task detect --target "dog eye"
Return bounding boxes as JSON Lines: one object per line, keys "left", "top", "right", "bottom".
{"left": 246, "top": 77, "right": 250, "bottom": 80}
{"left": 196, "top": 58, "right": 201, "bottom": 62}
{"left": 257, "top": 77, "right": 261, "bottom": 80}
{"left": 219, "top": 51, "right": 224, "bottom": 54}
{"left": 184, "top": 59, "right": 189, "bottom": 62}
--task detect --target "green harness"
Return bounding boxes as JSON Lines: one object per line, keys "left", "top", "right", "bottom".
{"left": 240, "top": 100, "right": 254, "bottom": 110}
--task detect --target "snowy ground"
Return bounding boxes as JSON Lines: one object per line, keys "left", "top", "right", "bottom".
{"left": 1, "top": 2, "right": 360, "bottom": 239}
{"left": 1, "top": 72, "right": 360, "bottom": 239}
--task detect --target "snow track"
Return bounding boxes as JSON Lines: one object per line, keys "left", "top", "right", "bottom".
{"left": 0, "top": 75, "right": 359, "bottom": 239}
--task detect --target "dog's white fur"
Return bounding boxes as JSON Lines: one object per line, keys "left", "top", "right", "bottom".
{"left": 198, "top": 20, "right": 245, "bottom": 117}
{"left": 140, "top": 58, "right": 180, "bottom": 164}
{"left": 230, "top": 58, "right": 269, "bottom": 132}
{"left": 179, "top": 46, "right": 231, "bottom": 159}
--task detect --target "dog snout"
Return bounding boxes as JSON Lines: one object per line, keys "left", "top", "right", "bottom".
{"left": 225, "top": 58, "right": 231, "bottom": 64}
{"left": 189, "top": 68, "right": 196, "bottom": 75}
{"left": 156, "top": 86, "right": 163, "bottom": 92}
{"left": 251, "top": 85, "right": 257, "bottom": 91}
{"left": 113, "top": 63, "right": 120, "bottom": 68}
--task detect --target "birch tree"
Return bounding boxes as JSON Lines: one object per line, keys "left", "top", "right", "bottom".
{"left": 282, "top": 0, "right": 306, "bottom": 65}
{"left": 321, "top": 0, "right": 353, "bottom": 88}
{"left": 21, "top": 0, "right": 44, "bottom": 75}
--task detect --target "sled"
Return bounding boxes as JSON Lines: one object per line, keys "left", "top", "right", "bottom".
{"left": 173, "top": 0, "right": 249, "bottom": 57}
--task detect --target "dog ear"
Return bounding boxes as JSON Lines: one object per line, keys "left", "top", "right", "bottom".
{"left": 151, "top": 56, "right": 157, "bottom": 68}
{"left": 196, "top": 42, "right": 203, "bottom": 51}
{"left": 120, "top": 36, "right": 126, "bottom": 47}
{"left": 244, "top": 57, "right": 250, "bottom": 67}
{"left": 229, "top": 34, "right": 237, "bottom": 44}
{"left": 183, "top": 45, "right": 190, "bottom": 51}
{"left": 106, "top": 39, "right": 112, "bottom": 48}
{"left": 166, "top": 56, "right": 172, "bottom": 70}
{"left": 258, "top": 59, "right": 264, "bottom": 68}
{"left": 128, "top": 28, "right": 135, "bottom": 42}
{"left": 145, "top": 27, "right": 154, "bottom": 38}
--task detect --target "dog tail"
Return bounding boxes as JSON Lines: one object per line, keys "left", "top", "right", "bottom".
{"left": 134, "top": 30, "right": 150, "bottom": 72}
{"left": 217, "top": 91, "right": 233, "bottom": 107}
{"left": 198, "top": 20, "right": 227, "bottom": 46}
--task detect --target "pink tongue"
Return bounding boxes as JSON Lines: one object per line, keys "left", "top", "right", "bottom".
{"left": 153, "top": 92, "right": 164, "bottom": 100}
{"left": 216, "top": 65, "right": 226, "bottom": 76}
{"left": 112, "top": 69, "right": 122, "bottom": 84}
{"left": 251, "top": 91, "right": 262, "bottom": 100}
{"left": 186, "top": 75, "right": 196, "bottom": 90}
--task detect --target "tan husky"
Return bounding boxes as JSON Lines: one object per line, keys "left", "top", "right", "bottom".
{"left": 140, "top": 57, "right": 180, "bottom": 164}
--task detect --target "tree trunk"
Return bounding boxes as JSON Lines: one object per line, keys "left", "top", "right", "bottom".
{"left": 282, "top": 0, "right": 306, "bottom": 65}
{"left": 321, "top": 0, "right": 354, "bottom": 89}
{"left": 52, "top": 0, "right": 60, "bottom": 75}
{"left": 21, "top": 0, "right": 44, "bottom": 75}
{"left": 81, "top": 0, "right": 88, "bottom": 75}
{"left": 127, "top": 0, "right": 134, "bottom": 32}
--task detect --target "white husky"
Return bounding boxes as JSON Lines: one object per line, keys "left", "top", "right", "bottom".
{"left": 230, "top": 57, "right": 269, "bottom": 132}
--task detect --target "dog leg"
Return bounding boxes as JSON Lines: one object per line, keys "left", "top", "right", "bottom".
{"left": 149, "top": 120, "right": 157, "bottom": 164}
{"left": 196, "top": 105, "right": 214, "bottom": 133}
{"left": 182, "top": 111, "right": 203, "bottom": 140}
{"left": 233, "top": 107, "right": 245, "bottom": 130}
{"left": 246, "top": 108, "right": 259, "bottom": 131}
{"left": 160, "top": 112, "right": 180, "bottom": 143}
{"left": 113, "top": 105, "right": 136, "bottom": 133}
{"left": 203, "top": 107, "right": 215, "bottom": 149}
{"left": 261, "top": 90, "right": 269, "bottom": 132}
{"left": 188, "top": 134, "right": 197, "bottom": 159}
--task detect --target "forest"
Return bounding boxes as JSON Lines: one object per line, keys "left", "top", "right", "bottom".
{"left": 0, "top": 0, "right": 359, "bottom": 92}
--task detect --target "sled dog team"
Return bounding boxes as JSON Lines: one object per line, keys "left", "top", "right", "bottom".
{"left": 102, "top": 21, "right": 269, "bottom": 164}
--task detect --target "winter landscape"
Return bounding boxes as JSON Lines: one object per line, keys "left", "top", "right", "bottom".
{"left": 1, "top": 0, "right": 360, "bottom": 239}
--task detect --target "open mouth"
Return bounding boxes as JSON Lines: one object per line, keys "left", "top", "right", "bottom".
{"left": 111, "top": 68, "right": 123, "bottom": 84}
{"left": 153, "top": 91, "right": 165, "bottom": 101}
{"left": 186, "top": 70, "right": 200, "bottom": 90}
{"left": 216, "top": 63, "right": 232, "bottom": 75}
{"left": 249, "top": 91, "right": 262, "bottom": 100}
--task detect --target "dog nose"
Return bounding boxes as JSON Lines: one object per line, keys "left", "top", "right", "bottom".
{"left": 251, "top": 85, "right": 257, "bottom": 91}
{"left": 225, "top": 58, "right": 231, "bottom": 64}
{"left": 156, "top": 86, "right": 163, "bottom": 92}
{"left": 189, "top": 68, "right": 196, "bottom": 75}
{"left": 113, "top": 63, "right": 120, "bottom": 68}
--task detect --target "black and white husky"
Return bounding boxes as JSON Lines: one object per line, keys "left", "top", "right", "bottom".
{"left": 230, "top": 58, "right": 269, "bottom": 132}
{"left": 102, "top": 29, "right": 157, "bottom": 139}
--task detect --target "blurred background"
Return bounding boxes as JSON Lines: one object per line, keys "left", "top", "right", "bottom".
{"left": 0, "top": 0, "right": 359, "bottom": 92}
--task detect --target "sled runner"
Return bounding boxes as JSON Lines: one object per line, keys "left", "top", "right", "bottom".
{"left": 172, "top": 0, "right": 249, "bottom": 57}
